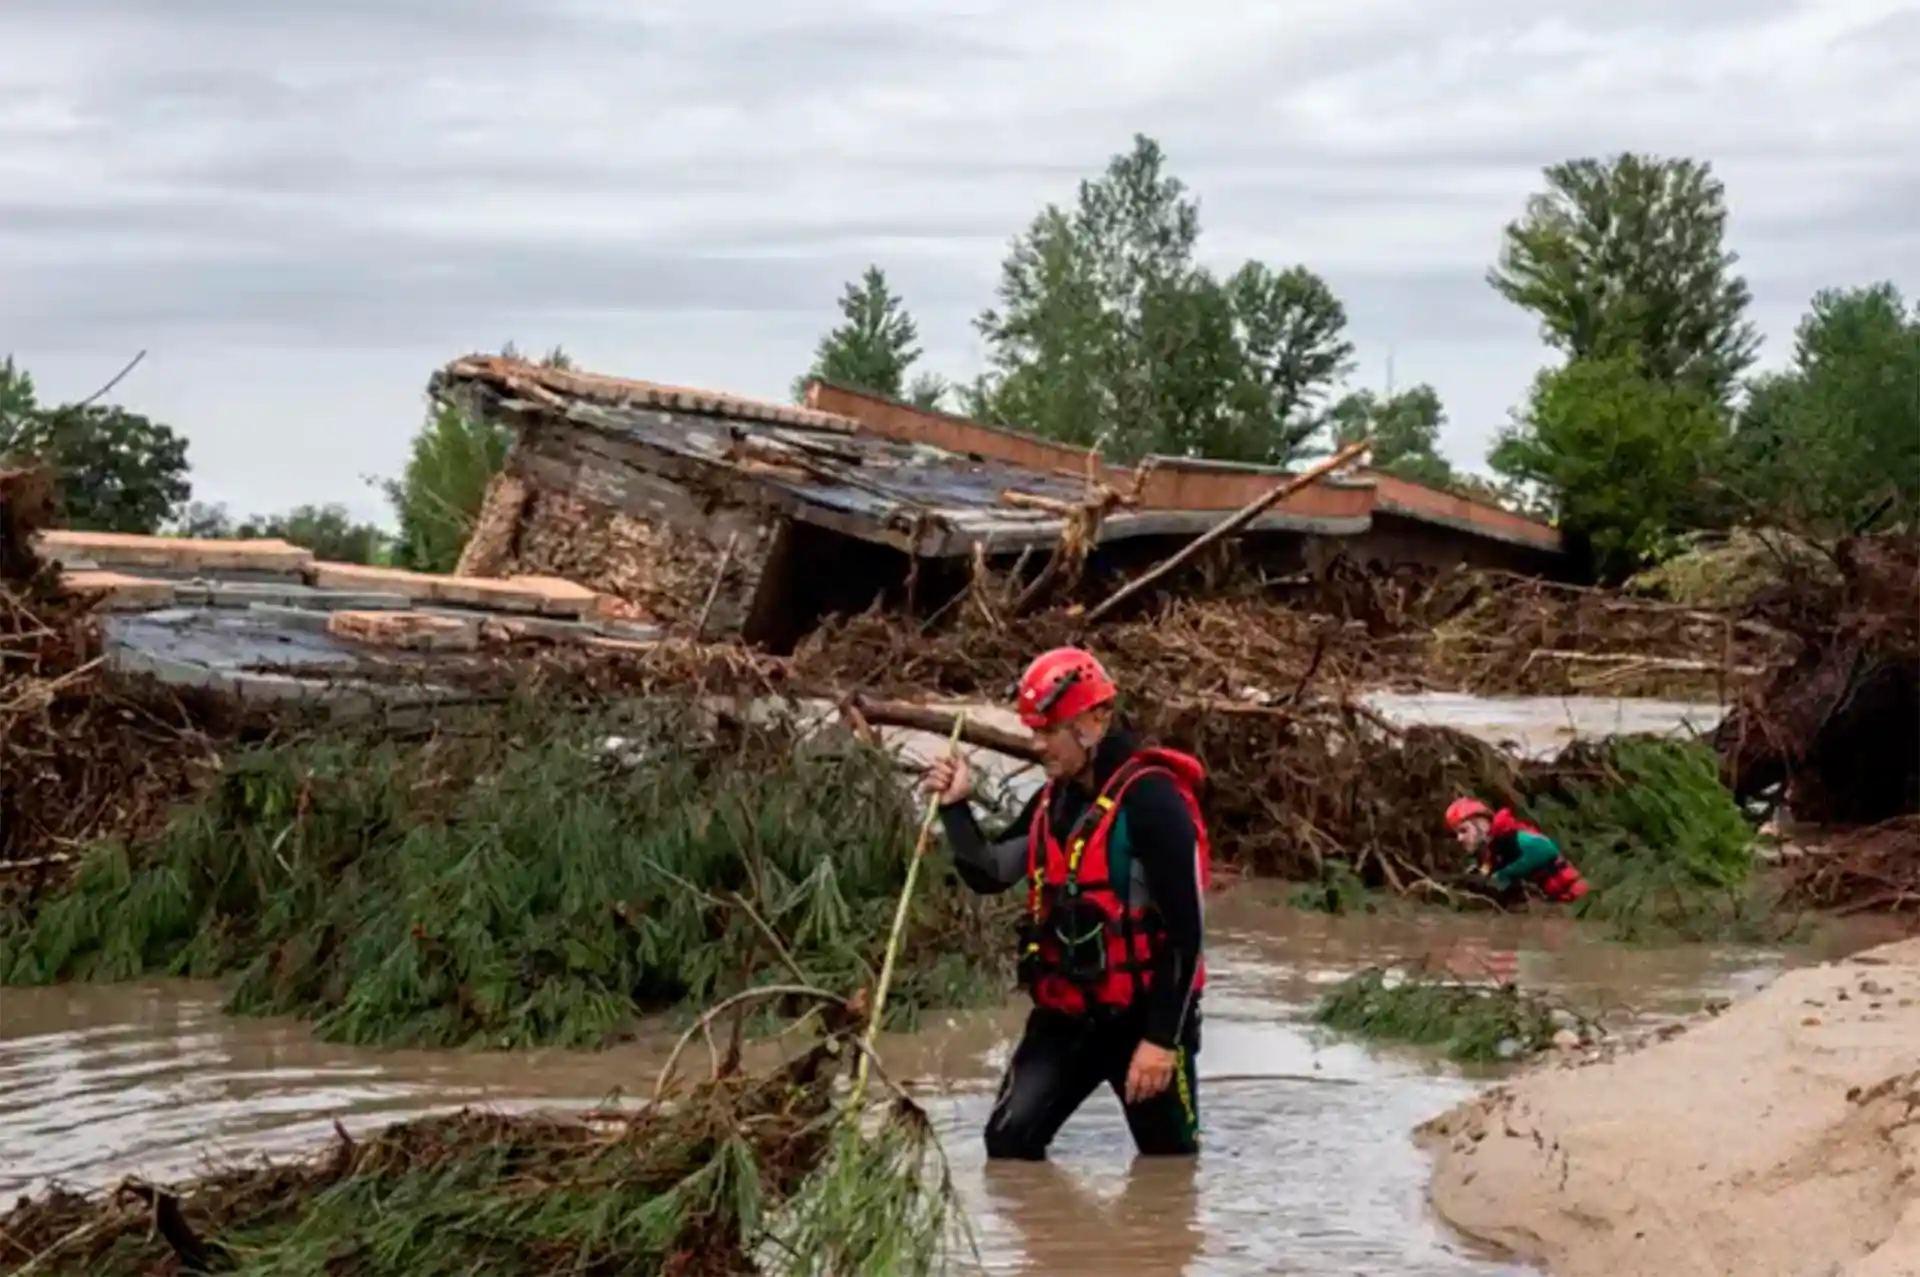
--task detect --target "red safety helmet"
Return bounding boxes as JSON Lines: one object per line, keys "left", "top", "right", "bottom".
{"left": 1444, "top": 797, "right": 1493, "bottom": 830}
{"left": 1016, "top": 647, "right": 1117, "bottom": 730}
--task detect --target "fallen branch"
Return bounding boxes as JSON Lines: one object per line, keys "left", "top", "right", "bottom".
{"left": 1523, "top": 649, "right": 1763, "bottom": 676}
{"left": 849, "top": 695, "right": 1042, "bottom": 762}
{"left": 1084, "top": 436, "right": 1372, "bottom": 623}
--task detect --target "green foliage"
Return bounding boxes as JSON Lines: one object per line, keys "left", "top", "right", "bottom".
{"left": 1314, "top": 967, "right": 1583, "bottom": 1064}
{"left": 1491, "top": 353, "right": 1730, "bottom": 580}
{"left": 905, "top": 370, "right": 950, "bottom": 412}
{"left": 795, "top": 266, "right": 927, "bottom": 403}
{"left": 1522, "top": 737, "right": 1763, "bottom": 942}
{"left": 0, "top": 355, "right": 191, "bottom": 534}
{"left": 972, "top": 135, "right": 1354, "bottom": 464}
{"left": 172, "top": 500, "right": 389, "bottom": 564}
{"left": 6, "top": 1065, "right": 964, "bottom": 1277}
{"left": 0, "top": 355, "right": 34, "bottom": 422}
{"left": 1727, "top": 282, "right": 1920, "bottom": 531}
{"left": 1330, "top": 383, "right": 1456, "bottom": 487}
{"left": 1490, "top": 153, "right": 1759, "bottom": 407}
{"left": 0, "top": 700, "right": 1008, "bottom": 1049}
{"left": 384, "top": 400, "right": 511, "bottom": 573}
{"left": 774, "top": 1119, "right": 965, "bottom": 1277}
{"left": 378, "top": 339, "right": 569, "bottom": 573}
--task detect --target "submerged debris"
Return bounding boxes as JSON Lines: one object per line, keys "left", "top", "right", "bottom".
{"left": 0, "top": 1024, "right": 964, "bottom": 1276}
{"left": 1314, "top": 966, "right": 1600, "bottom": 1064}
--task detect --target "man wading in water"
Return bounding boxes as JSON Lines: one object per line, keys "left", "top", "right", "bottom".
{"left": 925, "top": 647, "right": 1210, "bottom": 1160}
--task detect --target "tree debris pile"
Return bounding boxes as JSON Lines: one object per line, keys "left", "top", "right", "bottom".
{"left": 1780, "top": 817, "right": 1920, "bottom": 915}
{"left": 1719, "top": 532, "right": 1919, "bottom": 837}
{"left": 844, "top": 691, "right": 1756, "bottom": 934}
{"left": 1626, "top": 528, "right": 1840, "bottom": 610}
{"left": 0, "top": 466, "right": 267, "bottom": 882}
{"left": 1314, "top": 966, "right": 1600, "bottom": 1065}
{"left": 790, "top": 560, "right": 1787, "bottom": 703}
{"left": 1416, "top": 568, "right": 1792, "bottom": 699}
{"left": 0, "top": 696, "right": 1012, "bottom": 1050}
{"left": 0, "top": 1030, "right": 961, "bottom": 1276}
{"left": 1130, "top": 720, "right": 1758, "bottom": 936}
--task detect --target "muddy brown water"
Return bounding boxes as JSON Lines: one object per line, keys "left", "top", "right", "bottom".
{"left": 0, "top": 898, "right": 1895, "bottom": 1275}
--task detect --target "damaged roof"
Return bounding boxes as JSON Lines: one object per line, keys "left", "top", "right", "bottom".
{"left": 435, "top": 355, "right": 1382, "bottom": 558}
{"left": 35, "top": 530, "right": 662, "bottom": 699}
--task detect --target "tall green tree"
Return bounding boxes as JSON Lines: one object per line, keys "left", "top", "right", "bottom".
{"left": 1218, "top": 263, "right": 1357, "bottom": 457}
{"left": 1330, "top": 383, "right": 1455, "bottom": 488}
{"left": 973, "top": 135, "right": 1354, "bottom": 464}
{"left": 0, "top": 356, "right": 192, "bottom": 534}
{"left": 1490, "top": 154, "right": 1759, "bottom": 406}
{"left": 1492, "top": 353, "right": 1729, "bottom": 580}
{"left": 1728, "top": 282, "right": 1920, "bottom": 530}
{"left": 794, "top": 267, "right": 924, "bottom": 402}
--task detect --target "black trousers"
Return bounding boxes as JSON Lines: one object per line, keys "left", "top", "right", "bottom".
{"left": 983, "top": 1004, "right": 1201, "bottom": 1161}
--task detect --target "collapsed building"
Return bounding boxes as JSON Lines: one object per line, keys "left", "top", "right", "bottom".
{"left": 433, "top": 356, "right": 1566, "bottom": 651}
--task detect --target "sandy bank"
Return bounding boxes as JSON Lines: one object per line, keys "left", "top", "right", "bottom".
{"left": 1423, "top": 938, "right": 1920, "bottom": 1277}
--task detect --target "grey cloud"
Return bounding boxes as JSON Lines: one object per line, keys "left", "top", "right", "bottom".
{"left": 5, "top": 241, "right": 996, "bottom": 350}
{"left": 3, "top": 0, "right": 1917, "bottom": 515}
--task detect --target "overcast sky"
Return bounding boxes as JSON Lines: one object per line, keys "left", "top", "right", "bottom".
{"left": 3, "top": 0, "right": 1916, "bottom": 525}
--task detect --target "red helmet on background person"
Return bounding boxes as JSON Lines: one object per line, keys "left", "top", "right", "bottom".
{"left": 1444, "top": 797, "right": 1493, "bottom": 830}
{"left": 1016, "top": 647, "right": 1117, "bottom": 730}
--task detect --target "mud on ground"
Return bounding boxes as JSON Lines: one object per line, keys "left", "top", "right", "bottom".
{"left": 1422, "top": 937, "right": 1920, "bottom": 1277}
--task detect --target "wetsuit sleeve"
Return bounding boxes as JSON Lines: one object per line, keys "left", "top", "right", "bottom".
{"left": 1491, "top": 830, "right": 1562, "bottom": 887}
{"left": 936, "top": 789, "right": 1040, "bottom": 895}
{"left": 1122, "top": 774, "right": 1204, "bottom": 1050}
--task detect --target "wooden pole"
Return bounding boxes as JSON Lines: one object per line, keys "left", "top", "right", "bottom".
{"left": 1082, "top": 437, "right": 1373, "bottom": 624}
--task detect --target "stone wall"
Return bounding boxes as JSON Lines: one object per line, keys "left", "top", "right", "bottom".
{"left": 472, "top": 484, "right": 777, "bottom": 635}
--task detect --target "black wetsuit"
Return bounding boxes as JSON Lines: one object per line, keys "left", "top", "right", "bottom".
{"left": 938, "top": 729, "right": 1205, "bottom": 1160}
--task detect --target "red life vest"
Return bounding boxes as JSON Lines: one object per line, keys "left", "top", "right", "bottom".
{"left": 1488, "top": 809, "right": 1588, "bottom": 903}
{"left": 1023, "top": 746, "right": 1211, "bottom": 1015}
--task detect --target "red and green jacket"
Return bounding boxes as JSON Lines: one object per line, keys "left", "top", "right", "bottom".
{"left": 1484, "top": 810, "right": 1588, "bottom": 902}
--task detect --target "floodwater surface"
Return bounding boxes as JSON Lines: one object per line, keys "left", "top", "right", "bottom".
{"left": 2, "top": 900, "right": 1891, "bottom": 1274}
